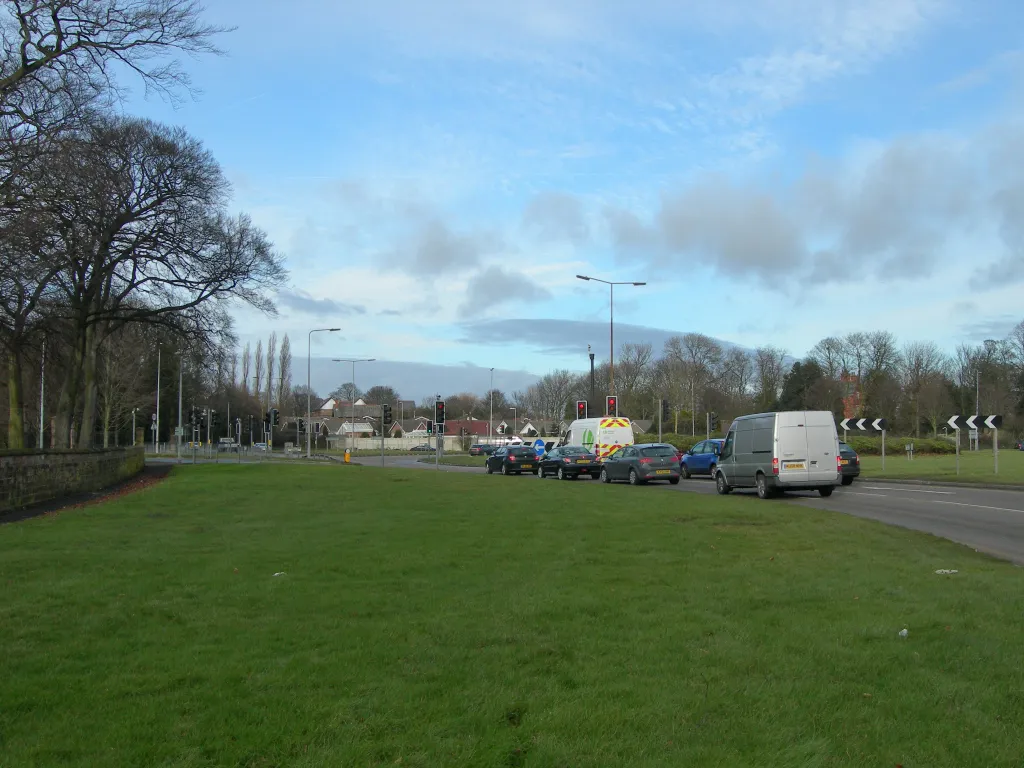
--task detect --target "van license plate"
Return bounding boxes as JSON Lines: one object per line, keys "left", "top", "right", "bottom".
{"left": 655, "top": 469, "right": 672, "bottom": 475}
{"left": 784, "top": 462, "right": 805, "bottom": 470}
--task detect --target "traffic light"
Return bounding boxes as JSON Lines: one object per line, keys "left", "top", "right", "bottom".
{"left": 661, "top": 399, "right": 670, "bottom": 422}
{"left": 382, "top": 404, "right": 392, "bottom": 425}
{"left": 211, "top": 410, "right": 219, "bottom": 428}
{"left": 297, "top": 417, "right": 304, "bottom": 432}
{"left": 426, "top": 419, "right": 433, "bottom": 435}
{"left": 248, "top": 414, "right": 254, "bottom": 434}
{"left": 576, "top": 400, "right": 587, "bottom": 420}
{"left": 271, "top": 408, "right": 279, "bottom": 427}
{"left": 710, "top": 412, "right": 720, "bottom": 432}
{"left": 606, "top": 395, "right": 617, "bottom": 417}
{"left": 434, "top": 400, "right": 446, "bottom": 424}
{"left": 199, "top": 409, "right": 207, "bottom": 429}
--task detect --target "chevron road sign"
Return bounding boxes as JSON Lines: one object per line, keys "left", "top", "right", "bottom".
{"left": 946, "top": 414, "right": 1002, "bottom": 430}
{"left": 839, "top": 417, "right": 889, "bottom": 432}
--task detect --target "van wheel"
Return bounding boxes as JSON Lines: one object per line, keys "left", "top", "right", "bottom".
{"left": 715, "top": 472, "right": 731, "bottom": 495}
{"left": 819, "top": 486, "right": 835, "bottom": 497}
{"left": 756, "top": 473, "right": 771, "bottom": 499}
{"left": 681, "top": 464, "right": 691, "bottom": 479}
{"left": 841, "top": 476, "right": 854, "bottom": 486}
{"left": 600, "top": 468, "right": 611, "bottom": 483}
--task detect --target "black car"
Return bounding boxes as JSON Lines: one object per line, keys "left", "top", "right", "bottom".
{"left": 600, "top": 443, "right": 681, "bottom": 485}
{"left": 537, "top": 445, "right": 600, "bottom": 480}
{"left": 485, "top": 446, "right": 539, "bottom": 475}
{"left": 410, "top": 443, "right": 434, "bottom": 452}
{"left": 468, "top": 444, "right": 496, "bottom": 456}
{"left": 838, "top": 441, "right": 860, "bottom": 485}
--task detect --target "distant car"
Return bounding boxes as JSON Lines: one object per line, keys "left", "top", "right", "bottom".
{"left": 485, "top": 446, "right": 539, "bottom": 475}
{"left": 537, "top": 445, "right": 600, "bottom": 480}
{"left": 680, "top": 439, "right": 725, "bottom": 478}
{"left": 410, "top": 443, "right": 433, "bottom": 452}
{"left": 468, "top": 444, "right": 496, "bottom": 456}
{"left": 838, "top": 441, "right": 860, "bottom": 485}
{"left": 1017, "top": 440, "right": 1024, "bottom": 451}
{"left": 600, "top": 443, "right": 681, "bottom": 485}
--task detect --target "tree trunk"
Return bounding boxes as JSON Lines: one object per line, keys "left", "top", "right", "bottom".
{"left": 7, "top": 348, "right": 25, "bottom": 449}
{"left": 53, "top": 329, "right": 87, "bottom": 448}
{"left": 102, "top": 399, "right": 111, "bottom": 447}
{"left": 915, "top": 398, "right": 921, "bottom": 439}
{"left": 78, "top": 325, "right": 101, "bottom": 448}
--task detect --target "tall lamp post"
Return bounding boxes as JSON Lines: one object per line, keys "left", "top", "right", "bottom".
{"left": 307, "top": 328, "right": 341, "bottom": 458}
{"left": 155, "top": 343, "right": 161, "bottom": 454}
{"left": 489, "top": 367, "right": 494, "bottom": 444}
{"left": 333, "top": 357, "right": 375, "bottom": 452}
{"left": 575, "top": 274, "right": 646, "bottom": 398}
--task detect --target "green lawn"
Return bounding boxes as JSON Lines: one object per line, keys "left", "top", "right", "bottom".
{"left": 860, "top": 448, "right": 1024, "bottom": 485}
{"left": 3, "top": 465, "right": 1024, "bottom": 766}
{"left": 421, "top": 454, "right": 488, "bottom": 467}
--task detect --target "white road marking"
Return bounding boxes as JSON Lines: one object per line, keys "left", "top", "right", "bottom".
{"left": 848, "top": 492, "right": 889, "bottom": 498}
{"left": 930, "top": 500, "right": 1024, "bottom": 514}
{"left": 863, "top": 486, "right": 954, "bottom": 495}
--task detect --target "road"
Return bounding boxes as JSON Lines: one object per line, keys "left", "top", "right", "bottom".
{"left": 149, "top": 454, "right": 1024, "bottom": 564}
{"left": 352, "top": 456, "right": 1024, "bottom": 564}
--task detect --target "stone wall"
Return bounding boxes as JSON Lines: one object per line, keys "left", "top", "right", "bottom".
{"left": 0, "top": 447, "right": 145, "bottom": 514}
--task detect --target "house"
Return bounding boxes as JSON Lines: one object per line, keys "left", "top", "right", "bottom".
{"left": 319, "top": 417, "right": 378, "bottom": 445}
{"left": 389, "top": 417, "right": 431, "bottom": 438}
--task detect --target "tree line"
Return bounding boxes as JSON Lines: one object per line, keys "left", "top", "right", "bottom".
{"left": 0, "top": 1, "right": 284, "bottom": 450}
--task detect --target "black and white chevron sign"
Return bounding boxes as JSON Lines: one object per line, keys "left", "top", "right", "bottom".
{"left": 839, "top": 417, "right": 889, "bottom": 432}
{"left": 946, "top": 414, "right": 1002, "bottom": 430}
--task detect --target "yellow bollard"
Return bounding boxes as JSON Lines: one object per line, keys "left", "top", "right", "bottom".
{"left": 344, "top": 449, "right": 350, "bottom": 464}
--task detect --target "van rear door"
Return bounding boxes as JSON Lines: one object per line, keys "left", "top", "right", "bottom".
{"left": 776, "top": 411, "right": 811, "bottom": 483}
{"left": 804, "top": 411, "right": 840, "bottom": 484}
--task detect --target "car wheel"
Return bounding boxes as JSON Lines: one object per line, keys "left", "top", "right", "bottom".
{"left": 669, "top": 477, "right": 680, "bottom": 485}
{"left": 485, "top": 463, "right": 493, "bottom": 474}
{"left": 715, "top": 472, "right": 731, "bottom": 495}
{"left": 841, "top": 476, "right": 854, "bottom": 486}
{"left": 501, "top": 464, "right": 509, "bottom": 476}
{"left": 537, "top": 466, "right": 545, "bottom": 479}
{"left": 708, "top": 462, "right": 716, "bottom": 477}
{"left": 557, "top": 467, "right": 566, "bottom": 481}
{"left": 756, "top": 473, "right": 771, "bottom": 500}
{"left": 600, "top": 468, "right": 611, "bottom": 483}
{"left": 819, "top": 486, "right": 835, "bottom": 497}
{"left": 681, "top": 463, "right": 691, "bottom": 479}
{"left": 628, "top": 468, "right": 641, "bottom": 486}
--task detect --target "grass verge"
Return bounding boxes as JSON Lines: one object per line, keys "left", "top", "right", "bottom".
{"left": 3, "top": 464, "right": 1024, "bottom": 766}
{"left": 419, "top": 455, "right": 487, "bottom": 467}
{"left": 860, "top": 448, "right": 1024, "bottom": 485}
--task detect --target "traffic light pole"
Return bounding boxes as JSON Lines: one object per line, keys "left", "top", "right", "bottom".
{"left": 659, "top": 399, "right": 663, "bottom": 443}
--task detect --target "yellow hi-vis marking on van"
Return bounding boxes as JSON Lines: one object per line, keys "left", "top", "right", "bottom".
{"left": 595, "top": 442, "right": 623, "bottom": 458}
{"left": 600, "top": 418, "right": 629, "bottom": 428}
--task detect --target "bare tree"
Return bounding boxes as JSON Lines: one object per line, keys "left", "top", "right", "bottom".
{"left": 664, "top": 333, "right": 723, "bottom": 433}
{"left": 900, "top": 341, "right": 947, "bottom": 437}
{"left": 229, "top": 349, "right": 238, "bottom": 388}
{"left": 753, "top": 346, "right": 787, "bottom": 411}
{"left": 240, "top": 342, "right": 251, "bottom": 394}
{"left": 276, "top": 333, "right": 291, "bottom": 409}
{"left": 265, "top": 332, "right": 277, "bottom": 410}
{"left": 808, "top": 337, "right": 846, "bottom": 379}
{"left": 253, "top": 339, "right": 264, "bottom": 397}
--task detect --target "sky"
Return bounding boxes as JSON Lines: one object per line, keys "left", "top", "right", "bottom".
{"left": 125, "top": 0, "right": 1024, "bottom": 399}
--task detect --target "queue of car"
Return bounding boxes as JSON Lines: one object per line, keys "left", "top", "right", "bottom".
{"left": 475, "top": 410, "right": 861, "bottom": 497}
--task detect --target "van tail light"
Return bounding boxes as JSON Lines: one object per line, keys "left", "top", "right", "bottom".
{"left": 772, "top": 457, "right": 779, "bottom": 475}
{"left": 639, "top": 457, "right": 653, "bottom": 464}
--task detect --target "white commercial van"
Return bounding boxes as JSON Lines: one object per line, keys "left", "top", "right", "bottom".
{"left": 714, "top": 411, "right": 841, "bottom": 499}
{"left": 558, "top": 417, "right": 635, "bottom": 459}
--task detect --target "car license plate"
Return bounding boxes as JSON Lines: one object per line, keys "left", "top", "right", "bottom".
{"left": 784, "top": 462, "right": 805, "bottom": 470}
{"left": 522, "top": 464, "right": 533, "bottom": 469}
{"left": 576, "top": 459, "right": 589, "bottom": 464}
{"left": 655, "top": 469, "right": 671, "bottom": 475}
{"left": 840, "top": 459, "right": 849, "bottom": 465}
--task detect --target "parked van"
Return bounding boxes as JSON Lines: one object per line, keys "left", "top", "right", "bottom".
{"left": 558, "top": 417, "right": 635, "bottom": 459}
{"left": 714, "top": 411, "right": 841, "bottom": 499}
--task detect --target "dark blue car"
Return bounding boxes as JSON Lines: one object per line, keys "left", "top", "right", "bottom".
{"left": 680, "top": 439, "right": 725, "bottom": 478}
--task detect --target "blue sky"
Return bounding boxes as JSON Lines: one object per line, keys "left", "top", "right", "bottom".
{"left": 126, "top": 0, "right": 1024, "bottom": 397}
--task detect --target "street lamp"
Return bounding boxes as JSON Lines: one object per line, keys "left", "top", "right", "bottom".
{"left": 307, "top": 328, "right": 341, "bottom": 457}
{"left": 576, "top": 274, "right": 646, "bottom": 397}
{"left": 489, "top": 367, "right": 494, "bottom": 444}
{"left": 332, "top": 357, "right": 375, "bottom": 451}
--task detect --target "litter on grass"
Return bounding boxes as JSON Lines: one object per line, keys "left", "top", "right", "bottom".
{"left": 899, "top": 628, "right": 909, "bottom": 638}
{"left": 935, "top": 569, "right": 958, "bottom": 575}
{"left": 273, "top": 572, "right": 286, "bottom": 577}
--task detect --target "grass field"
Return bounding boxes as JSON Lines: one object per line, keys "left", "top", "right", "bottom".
{"left": 860, "top": 447, "right": 1024, "bottom": 484}
{"left": 3, "top": 465, "right": 1024, "bottom": 766}
{"left": 422, "top": 455, "right": 488, "bottom": 467}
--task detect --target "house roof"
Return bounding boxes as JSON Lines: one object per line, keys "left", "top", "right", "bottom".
{"left": 439, "top": 419, "right": 494, "bottom": 437}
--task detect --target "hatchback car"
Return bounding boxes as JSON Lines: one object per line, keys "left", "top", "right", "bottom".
{"left": 838, "top": 441, "right": 860, "bottom": 485}
{"left": 468, "top": 444, "right": 496, "bottom": 456}
{"left": 537, "top": 445, "right": 600, "bottom": 480}
{"left": 680, "top": 438, "right": 725, "bottom": 478}
{"left": 485, "top": 446, "right": 539, "bottom": 475}
{"left": 409, "top": 443, "right": 433, "bottom": 452}
{"left": 600, "top": 443, "right": 681, "bottom": 485}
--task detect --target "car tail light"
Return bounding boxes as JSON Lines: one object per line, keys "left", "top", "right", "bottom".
{"left": 837, "top": 455, "right": 842, "bottom": 472}
{"left": 509, "top": 455, "right": 517, "bottom": 462}
{"left": 855, "top": 456, "right": 860, "bottom": 465}
{"left": 772, "top": 457, "right": 779, "bottom": 475}
{"left": 639, "top": 457, "right": 653, "bottom": 464}
{"left": 673, "top": 453, "right": 682, "bottom": 462}
{"left": 563, "top": 457, "right": 572, "bottom": 464}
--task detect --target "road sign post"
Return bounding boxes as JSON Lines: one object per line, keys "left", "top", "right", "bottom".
{"left": 882, "top": 429, "right": 886, "bottom": 471}
{"left": 947, "top": 414, "right": 1002, "bottom": 475}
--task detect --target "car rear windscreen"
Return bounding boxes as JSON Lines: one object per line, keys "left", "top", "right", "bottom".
{"left": 640, "top": 446, "right": 677, "bottom": 457}
{"left": 509, "top": 448, "right": 535, "bottom": 456}
{"left": 561, "top": 447, "right": 592, "bottom": 456}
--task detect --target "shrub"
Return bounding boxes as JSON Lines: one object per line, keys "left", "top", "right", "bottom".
{"left": 843, "top": 435, "right": 956, "bottom": 455}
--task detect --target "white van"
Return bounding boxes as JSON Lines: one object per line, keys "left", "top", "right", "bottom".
{"left": 559, "top": 417, "right": 635, "bottom": 459}
{"left": 714, "top": 411, "right": 841, "bottom": 499}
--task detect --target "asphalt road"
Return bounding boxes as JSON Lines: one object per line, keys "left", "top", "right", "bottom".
{"left": 353, "top": 456, "right": 1024, "bottom": 564}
